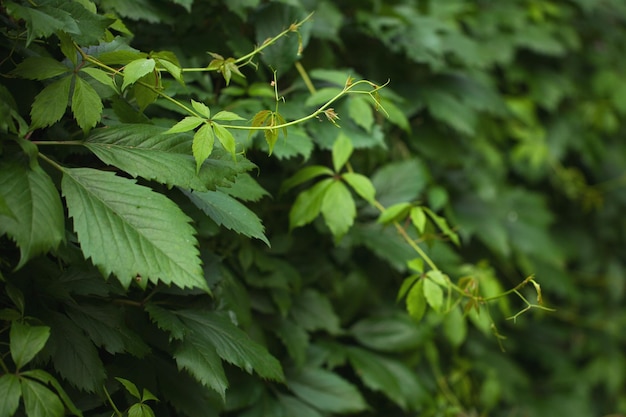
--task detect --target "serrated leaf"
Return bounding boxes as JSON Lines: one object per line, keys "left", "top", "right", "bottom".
{"left": 176, "top": 310, "right": 284, "bottom": 381}
{"left": 31, "top": 76, "right": 71, "bottom": 128}
{"left": 281, "top": 165, "right": 334, "bottom": 195}
{"left": 131, "top": 72, "right": 159, "bottom": 110}
{"left": 321, "top": 180, "right": 356, "bottom": 239}
{"left": 21, "top": 378, "right": 64, "bottom": 417}
{"left": 291, "top": 289, "right": 341, "bottom": 334}
{"left": 410, "top": 207, "right": 427, "bottom": 234}
{"left": 406, "top": 279, "right": 426, "bottom": 322}
{"left": 71, "top": 76, "right": 102, "bottom": 130}
{"left": 289, "top": 178, "right": 334, "bottom": 230}
{"left": 122, "top": 58, "right": 155, "bottom": 90}
{"left": 350, "top": 313, "right": 424, "bottom": 352}
{"left": 287, "top": 367, "right": 367, "bottom": 413}
{"left": 332, "top": 133, "right": 354, "bottom": 172}
{"left": 264, "top": 128, "right": 279, "bottom": 155}
{"left": 5, "top": 3, "right": 75, "bottom": 46}
{"left": 56, "top": 1, "right": 115, "bottom": 45}
{"left": 0, "top": 374, "right": 21, "bottom": 417}
{"left": 84, "top": 124, "right": 253, "bottom": 191}
{"left": 166, "top": 117, "right": 204, "bottom": 134}
{"left": 182, "top": 189, "right": 269, "bottom": 246}
{"left": 273, "top": 319, "right": 309, "bottom": 368}
{"left": 144, "top": 303, "right": 185, "bottom": 340}
{"left": 348, "top": 96, "right": 374, "bottom": 132}
{"left": 192, "top": 124, "right": 214, "bottom": 172}
{"left": 191, "top": 100, "right": 211, "bottom": 118}
{"left": 174, "top": 336, "right": 228, "bottom": 399}
{"left": 115, "top": 377, "right": 141, "bottom": 400}
{"left": 217, "top": 173, "right": 269, "bottom": 202}
{"left": 21, "top": 370, "right": 83, "bottom": 417}
{"left": 61, "top": 168, "right": 206, "bottom": 290}
{"left": 10, "top": 322, "right": 50, "bottom": 369}
{"left": 212, "top": 123, "right": 237, "bottom": 159}
{"left": 277, "top": 394, "right": 324, "bottom": 417}
{"left": 80, "top": 67, "right": 117, "bottom": 92}
{"left": 212, "top": 110, "right": 245, "bottom": 121}
{"left": 0, "top": 161, "right": 65, "bottom": 269}
{"left": 12, "top": 57, "right": 69, "bottom": 80}
{"left": 377, "top": 202, "right": 412, "bottom": 224}
{"left": 423, "top": 278, "right": 444, "bottom": 312}
{"left": 342, "top": 172, "right": 376, "bottom": 203}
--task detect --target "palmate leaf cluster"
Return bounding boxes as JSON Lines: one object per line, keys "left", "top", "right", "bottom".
{"left": 1, "top": 1, "right": 626, "bottom": 417}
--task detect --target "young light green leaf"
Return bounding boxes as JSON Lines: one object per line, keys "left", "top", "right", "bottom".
{"left": 397, "top": 274, "right": 421, "bottom": 302}
{"left": 61, "top": 168, "right": 206, "bottom": 290}
{"left": 422, "top": 207, "right": 460, "bottom": 246}
{"left": 410, "top": 206, "right": 427, "bottom": 234}
{"left": 12, "top": 57, "right": 69, "bottom": 80}
{"left": 174, "top": 336, "right": 228, "bottom": 399}
{"left": 321, "top": 180, "right": 356, "bottom": 239}
{"left": 31, "top": 76, "right": 71, "bottom": 128}
{"left": 407, "top": 258, "right": 424, "bottom": 274}
{"left": 21, "top": 378, "right": 64, "bottom": 417}
{"left": 348, "top": 96, "right": 374, "bottom": 132}
{"left": 406, "top": 279, "right": 426, "bottom": 322}
{"left": 443, "top": 305, "right": 467, "bottom": 347}
{"left": 332, "top": 133, "right": 354, "bottom": 172}
{"left": 265, "top": 128, "right": 279, "bottom": 156}
{"left": 0, "top": 161, "right": 65, "bottom": 270}
{"left": 115, "top": 377, "right": 141, "bottom": 400}
{"left": 122, "top": 58, "right": 156, "bottom": 90}
{"left": 192, "top": 124, "right": 214, "bottom": 172}
{"left": 342, "top": 172, "right": 376, "bottom": 203}
{"left": 0, "top": 374, "right": 21, "bottom": 417}
{"left": 191, "top": 100, "right": 211, "bottom": 119}
{"left": 289, "top": 178, "right": 334, "bottom": 230}
{"left": 377, "top": 202, "right": 412, "bottom": 224}
{"left": 131, "top": 72, "right": 159, "bottom": 110}
{"left": 176, "top": 310, "right": 284, "bottom": 381}
{"left": 287, "top": 367, "right": 368, "bottom": 413}
{"left": 427, "top": 269, "right": 448, "bottom": 287}
{"left": 21, "top": 370, "right": 83, "bottom": 417}
{"left": 423, "top": 277, "right": 444, "bottom": 312}
{"left": 182, "top": 189, "right": 269, "bottom": 246}
{"left": 158, "top": 58, "right": 183, "bottom": 84}
{"left": 212, "top": 123, "right": 236, "bottom": 159}
{"left": 128, "top": 403, "right": 155, "bottom": 417}
{"left": 71, "top": 76, "right": 103, "bottom": 130}
{"left": 166, "top": 117, "right": 204, "bottom": 134}
{"left": 280, "top": 165, "right": 334, "bottom": 195}
{"left": 80, "top": 67, "right": 117, "bottom": 92}
{"left": 10, "top": 322, "right": 50, "bottom": 369}
{"left": 212, "top": 110, "right": 245, "bottom": 121}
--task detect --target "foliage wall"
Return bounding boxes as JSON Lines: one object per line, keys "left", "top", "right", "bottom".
{"left": 1, "top": 0, "right": 626, "bottom": 416}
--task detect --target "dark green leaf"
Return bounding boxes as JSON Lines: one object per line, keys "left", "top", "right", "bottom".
{"left": 144, "top": 303, "right": 186, "bottom": 340}
{"left": 371, "top": 159, "right": 428, "bottom": 207}
{"left": 30, "top": 76, "right": 71, "bottom": 128}
{"left": 273, "top": 318, "right": 309, "bottom": 368}
{"left": 277, "top": 394, "right": 323, "bottom": 417}
{"left": 0, "top": 374, "right": 21, "bottom": 417}
{"left": 71, "top": 76, "right": 103, "bottom": 130}
{"left": 350, "top": 314, "right": 425, "bottom": 352}
{"left": 115, "top": 377, "right": 141, "bottom": 399}
{"left": 280, "top": 165, "right": 334, "bottom": 195}
{"left": 12, "top": 57, "right": 69, "bottom": 80}
{"left": 62, "top": 168, "right": 206, "bottom": 290}
{"left": 217, "top": 174, "right": 269, "bottom": 202}
{"left": 348, "top": 96, "right": 374, "bottom": 132}
{"left": 5, "top": 2, "right": 76, "bottom": 45}
{"left": 174, "top": 336, "right": 228, "bottom": 399}
{"left": 291, "top": 289, "right": 341, "bottom": 334}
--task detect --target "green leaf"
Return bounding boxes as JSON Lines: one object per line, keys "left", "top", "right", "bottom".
{"left": 212, "top": 111, "right": 245, "bottom": 121}
{"left": 192, "top": 124, "right": 215, "bottom": 172}
{"left": 291, "top": 289, "right": 341, "bottom": 334}
{"left": 407, "top": 258, "right": 424, "bottom": 274}
{"left": 57, "top": 1, "right": 115, "bottom": 45}
{"left": 131, "top": 72, "right": 159, "bottom": 110}
{"left": 71, "top": 76, "right": 103, "bottom": 130}
{"left": 332, "top": 133, "right": 354, "bottom": 172}
{"left": 0, "top": 161, "right": 65, "bottom": 269}
{"left": 0, "top": 374, "right": 21, "bottom": 417}
{"left": 289, "top": 178, "right": 334, "bottom": 230}
{"left": 287, "top": 367, "right": 368, "bottom": 413}
{"left": 176, "top": 310, "right": 284, "bottom": 381}
{"left": 157, "top": 58, "right": 183, "bottom": 84}
{"left": 144, "top": 303, "right": 185, "bottom": 340}
{"left": 377, "top": 202, "right": 412, "bottom": 224}
{"left": 80, "top": 68, "right": 117, "bottom": 92}
{"left": 423, "top": 277, "right": 444, "bottom": 312}
{"left": 422, "top": 207, "right": 460, "bottom": 246}
{"left": 212, "top": 123, "right": 237, "bottom": 159}
{"left": 273, "top": 319, "right": 309, "bottom": 368}
{"left": 12, "top": 57, "right": 69, "bottom": 80}
{"left": 166, "top": 117, "right": 205, "bottom": 134}
{"left": 321, "top": 180, "right": 356, "bottom": 239}
{"left": 5, "top": 2, "right": 75, "bottom": 46}
{"left": 10, "top": 322, "right": 50, "bottom": 369}
{"left": 406, "top": 279, "right": 426, "bottom": 322}
{"left": 191, "top": 100, "right": 211, "bottom": 119}
{"left": 21, "top": 378, "right": 64, "bottom": 417}
{"left": 342, "top": 172, "right": 376, "bottom": 203}
{"left": 347, "top": 347, "right": 409, "bottom": 409}
{"left": 304, "top": 88, "right": 343, "bottom": 107}
{"left": 277, "top": 394, "right": 324, "bottom": 417}
{"left": 20, "top": 370, "right": 82, "bottom": 417}
{"left": 443, "top": 305, "right": 467, "bottom": 347}
{"left": 427, "top": 269, "right": 448, "bottom": 287}
{"left": 85, "top": 124, "right": 252, "bottom": 191}
{"left": 115, "top": 377, "right": 141, "bottom": 400}
{"left": 348, "top": 96, "right": 374, "bottom": 132}
{"left": 350, "top": 313, "right": 424, "bottom": 352}
{"left": 371, "top": 159, "right": 428, "bottom": 207}
{"left": 61, "top": 168, "right": 206, "bottom": 290}
{"left": 128, "top": 403, "right": 155, "bottom": 417}
{"left": 217, "top": 173, "right": 269, "bottom": 202}
{"left": 182, "top": 189, "right": 269, "bottom": 246}
{"left": 122, "top": 58, "right": 155, "bottom": 90}
{"left": 31, "top": 76, "right": 71, "bottom": 128}
{"left": 410, "top": 207, "right": 427, "bottom": 234}
{"left": 280, "top": 165, "right": 334, "bottom": 195}
{"left": 174, "top": 336, "right": 228, "bottom": 399}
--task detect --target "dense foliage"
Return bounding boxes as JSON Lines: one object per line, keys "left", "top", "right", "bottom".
{"left": 1, "top": 0, "right": 626, "bottom": 416}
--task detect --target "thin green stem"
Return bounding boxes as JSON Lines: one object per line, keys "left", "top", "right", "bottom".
{"left": 295, "top": 61, "right": 316, "bottom": 94}
{"left": 103, "top": 385, "right": 124, "bottom": 417}
{"left": 32, "top": 140, "right": 83, "bottom": 146}
{"left": 38, "top": 153, "right": 65, "bottom": 172}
